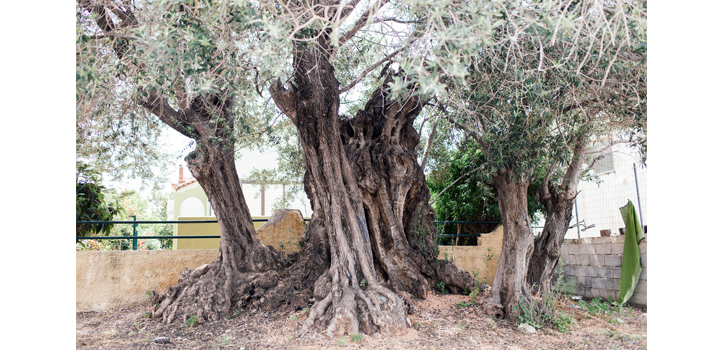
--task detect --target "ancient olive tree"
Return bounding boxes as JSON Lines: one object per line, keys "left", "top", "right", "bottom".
{"left": 76, "top": 0, "right": 480, "bottom": 336}
{"left": 431, "top": 0, "right": 646, "bottom": 319}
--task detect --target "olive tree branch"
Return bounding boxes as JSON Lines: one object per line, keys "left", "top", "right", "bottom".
{"left": 339, "top": 42, "right": 412, "bottom": 94}
{"left": 338, "top": 0, "right": 390, "bottom": 47}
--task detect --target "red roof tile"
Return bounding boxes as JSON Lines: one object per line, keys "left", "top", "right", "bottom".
{"left": 171, "top": 178, "right": 198, "bottom": 191}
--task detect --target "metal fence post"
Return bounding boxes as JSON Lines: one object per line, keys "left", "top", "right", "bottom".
{"left": 574, "top": 200, "right": 581, "bottom": 239}
{"left": 132, "top": 215, "right": 138, "bottom": 250}
{"left": 633, "top": 163, "right": 644, "bottom": 229}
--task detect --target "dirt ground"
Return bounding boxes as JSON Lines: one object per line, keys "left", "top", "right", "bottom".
{"left": 76, "top": 293, "right": 647, "bottom": 349}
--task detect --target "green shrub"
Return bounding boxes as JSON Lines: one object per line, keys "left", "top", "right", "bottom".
{"left": 76, "top": 162, "right": 124, "bottom": 238}
{"left": 512, "top": 269, "right": 575, "bottom": 332}
{"left": 350, "top": 333, "right": 362, "bottom": 343}
{"left": 437, "top": 281, "right": 448, "bottom": 294}
{"left": 186, "top": 315, "right": 198, "bottom": 328}
{"left": 577, "top": 298, "right": 611, "bottom": 315}
{"left": 553, "top": 313, "right": 574, "bottom": 333}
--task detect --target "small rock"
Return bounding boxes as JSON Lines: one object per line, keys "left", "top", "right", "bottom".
{"left": 518, "top": 323, "right": 536, "bottom": 334}
{"left": 154, "top": 337, "right": 171, "bottom": 344}
{"left": 255, "top": 209, "right": 306, "bottom": 254}
{"left": 616, "top": 318, "right": 625, "bottom": 323}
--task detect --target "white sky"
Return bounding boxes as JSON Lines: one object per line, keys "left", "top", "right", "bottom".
{"left": 162, "top": 129, "right": 281, "bottom": 181}
{"left": 103, "top": 126, "right": 282, "bottom": 203}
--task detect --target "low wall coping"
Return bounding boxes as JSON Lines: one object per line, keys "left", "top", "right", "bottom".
{"left": 563, "top": 235, "right": 647, "bottom": 245}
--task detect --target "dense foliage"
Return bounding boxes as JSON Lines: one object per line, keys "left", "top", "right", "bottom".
{"left": 77, "top": 187, "right": 174, "bottom": 251}
{"left": 76, "top": 163, "right": 124, "bottom": 237}
{"left": 438, "top": 0, "right": 646, "bottom": 180}
{"left": 427, "top": 137, "right": 544, "bottom": 245}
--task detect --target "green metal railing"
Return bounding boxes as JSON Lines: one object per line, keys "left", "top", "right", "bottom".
{"left": 76, "top": 219, "right": 502, "bottom": 249}
{"left": 435, "top": 221, "right": 501, "bottom": 238}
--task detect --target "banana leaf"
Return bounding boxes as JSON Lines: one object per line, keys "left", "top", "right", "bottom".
{"left": 618, "top": 200, "right": 645, "bottom": 305}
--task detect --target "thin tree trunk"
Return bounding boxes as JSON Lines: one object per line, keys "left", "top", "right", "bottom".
{"left": 527, "top": 137, "right": 586, "bottom": 289}
{"left": 420, "top": 113, "right": 441, "bottom": 171}
{"left": 482, "top": 168, "right": 535, "bottom": 321}
{"left": 526, "top": 199, "right": 573, "bottom": 290}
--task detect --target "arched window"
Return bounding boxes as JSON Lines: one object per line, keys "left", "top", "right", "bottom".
{"left": 180, "top": 197, "right": 205, "bottom": 217}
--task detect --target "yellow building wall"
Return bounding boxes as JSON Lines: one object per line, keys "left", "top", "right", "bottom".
{"left": 438, "top": 225, "right": 504, "bottom": 284}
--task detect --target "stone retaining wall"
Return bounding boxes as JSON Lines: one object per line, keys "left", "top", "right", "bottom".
{"left": 78, "top": 226, "right": 647, "bottom": 312}
{"left": 558, "top": 235, "right": 647, "bottom": 306}
{"left": 438, "top": 225, "right": 504, "bottom": 284}
{"left": 78, "top": 226, "right": 505, "bottom": 311}
{"left": 76, "top": 250, "right": 216, "bottom": 311}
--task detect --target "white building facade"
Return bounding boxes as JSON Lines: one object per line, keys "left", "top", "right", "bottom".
{"left": 567, "top": 143, "right": 647, "bottom": 239}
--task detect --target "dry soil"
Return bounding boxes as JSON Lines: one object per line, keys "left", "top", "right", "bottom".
{"left": 76, "top": 293, "right": 647, "bottom": 349}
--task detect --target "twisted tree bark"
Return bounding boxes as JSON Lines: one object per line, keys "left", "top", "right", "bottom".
{"left": 527, "top": 137, "right": 586, "bottom": 290}
{"left": 340, "top": 76, "right": 473, "bottom": 298}
{"left": 150, "top": 96, "right": 282, "bottom": 324}
{"left": 270, "top": 33, "right": 473, "bottom": 336}
{"left": 481, "top": 169, "right": 535, "bottom": 321}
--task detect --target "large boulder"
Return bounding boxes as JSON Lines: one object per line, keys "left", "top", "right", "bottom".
{"left": 256, "top": 209, "right": 306, "bottom": 254}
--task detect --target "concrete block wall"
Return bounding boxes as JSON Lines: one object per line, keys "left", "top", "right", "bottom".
{"left": 557, "top": 235, "right": 647, "bottom": 306}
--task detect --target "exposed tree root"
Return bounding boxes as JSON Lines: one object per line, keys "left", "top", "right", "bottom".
{"left": 152, "top": 218, "right": 329, "bottom": 324}
{"left": 152, "top": 261, "right": 232, "bottom": 324}
{"left": 303, "top": 283, "right": 408, "bottom": 336}
{"left": 152, "top": 207, "right": 473, "bottom": 333}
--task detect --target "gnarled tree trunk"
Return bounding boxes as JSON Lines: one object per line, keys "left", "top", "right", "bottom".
{"left": 527, "top": 137, "right": 586, "bottom": 290}
{"left": 482, "top": 168, "right": 535, "bottom": 320}
{"left": 340, "top": 75, "right": 474, "bottom": 298}
{"left": 286, "top": 35, "right": 407, "bottom": 336}
{"left": 151, "top": 96, "right": 282, "bottom": 324}
{"left": 270, "top": 33, "right": 474, "bottom": 336}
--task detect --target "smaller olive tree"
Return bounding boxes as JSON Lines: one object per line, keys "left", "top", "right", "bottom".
{"left": 419, "top": 0, "right": 646, "bottom": 319}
